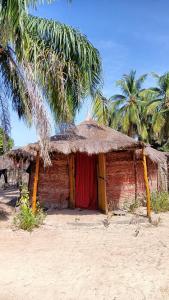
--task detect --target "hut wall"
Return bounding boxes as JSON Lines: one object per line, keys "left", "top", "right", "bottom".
{"left": 136, "top": 158, "right": 158, "bottom": 197}
{"left": 106, "top": 151, "right": 136, "bottom": 209}
{"left": 29, "top": 153, "right": 69, "bottom": 208}
{"left": 106, "top": 151, "right": 159, "bottom": 209}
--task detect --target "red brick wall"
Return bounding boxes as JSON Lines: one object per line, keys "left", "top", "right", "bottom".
{"left": 28, "top": 151, "right": 159, "bottom": 210}
{"left": 136, "top": 158, "right": 158, "bottom": 197}
{"left": 29, "top": 153, "right": 69, "bottom": 208}
{"left": 106, "top": 151, "right": 158, "bottom": 209}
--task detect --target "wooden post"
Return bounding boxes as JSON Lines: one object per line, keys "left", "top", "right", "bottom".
{"left": 98, "top": 153, "right": 108, "bottom": 214}
{"left": 133, "top": 150, "right": 137, "bottom": 203}
{"left": 142, "top": 148, "right": 151, "bottom": 219}
{"left": 32, "top": 151, "right": 40, "bottom": 214}
{"left": 68, "top": 154, "right": 75, "bottom": 208}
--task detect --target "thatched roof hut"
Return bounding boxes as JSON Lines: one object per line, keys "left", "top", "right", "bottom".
{"left": 8, "top": 120, "right": 168, "bottom": 214}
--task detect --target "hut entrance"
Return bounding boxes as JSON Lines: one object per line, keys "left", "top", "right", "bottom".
{"left": 75, "top": 153, "right": 98, "bottom": 210}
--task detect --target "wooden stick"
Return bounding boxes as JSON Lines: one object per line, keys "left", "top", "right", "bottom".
{"left": 133, "top": 150, "right": 137, "bottom": 203}
{"left": 68, "top": 154, "right": 75, "bottom": 208}
{"left": 98, "top": 153, "right": 108, "bottom": 214}
{"left": 32, "top": 151, "right": 40, "bottom": 214}
{"left": 142, "top": 148, "right": 151, "bottom": 219}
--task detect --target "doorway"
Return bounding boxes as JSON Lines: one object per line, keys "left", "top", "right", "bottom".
{"left": 75, "top": 153, "right": 98, "bottom": 210}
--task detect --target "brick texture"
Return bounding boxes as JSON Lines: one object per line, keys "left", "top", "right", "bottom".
{"left": 29, "top": 153, "right": 69, "bottom": 208}
{"left": 106, "top": 151, "right": 158, "bottom": 209}
{"left": 29, "top": 151, "right": 159, "bottom": 210}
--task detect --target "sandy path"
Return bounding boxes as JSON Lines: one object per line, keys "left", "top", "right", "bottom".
{"left": 0, "top": 189, "right": 169, "bottom": 299}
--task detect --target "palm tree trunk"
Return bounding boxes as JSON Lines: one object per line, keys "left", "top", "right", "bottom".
{"left": 128, "top": 125, "right": 133, "bottom": 137}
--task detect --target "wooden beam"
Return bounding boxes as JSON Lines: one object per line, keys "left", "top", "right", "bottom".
{"left": 68, "top": 154, "right": 75, "bottom": 208}
{"left": 98, "top": 153, "right": 108, "bottom": 214}
{"left": 142, "top": 148, "right": 151, "bottom": 219}
{"left": 32, "top": 151, "right": 40, "bottom": 214}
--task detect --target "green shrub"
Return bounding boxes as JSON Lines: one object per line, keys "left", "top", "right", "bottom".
{"left": 13, "top": 185, "right": 46, "bottom": 231}
{"left": 129, "top": 201, "right": 140, "bottom": 213}
{"left": 151, "top": 191, "right": 169, "bottom": 213}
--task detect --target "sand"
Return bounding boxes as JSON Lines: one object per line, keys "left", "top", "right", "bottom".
{"left": 0, "top": 188, "right": 169, "bottom": 300}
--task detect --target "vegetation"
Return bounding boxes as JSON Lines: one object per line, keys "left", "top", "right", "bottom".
{"left": 109, "top": 70, "right": 148, "bottom": 139}
{"left": 0, "top": 128, "right": 14, "bottom": 155}
{"left": 0, "top": 0, "right": 101, "bottom": 163}
{"left": 147, "top": 73, "right": 169, "bottom": 148}
{"left": 93, "top": 70, "right": 169, "bottom": 149}
{"left": 129, "top": 201, "right": 140, "bottom": 213}
{"left": 13, "top": 186, "right": 45, "bottom": 231}
{"left": 151, "top": 191, "right": 169, "bottom": 213}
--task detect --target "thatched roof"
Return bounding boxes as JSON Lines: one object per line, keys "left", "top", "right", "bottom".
{"left": 9, "top": 120, "right": 144, "bottom": 160}
{"left": 138, "top": 146, "right": 167, "bottom": 164}
{"left": 8, "top": 119, "right": 168, "bottom": 165}
{"left": 0, "top": 155, "right": 15, "bottom": 170}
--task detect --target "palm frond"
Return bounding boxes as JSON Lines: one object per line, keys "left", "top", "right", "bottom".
{"left": 135, "top": 73, "right": 147, "bottom": 90}
{"left": 110, "top": 94, "right": 126, "bottom": 101}
{"left": 0, "top": 90, "right": 10, "bottom": 135}
{"left": 92, "top": 91, "right": 109, "bottom": 125}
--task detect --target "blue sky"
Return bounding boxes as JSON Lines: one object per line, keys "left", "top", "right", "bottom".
{"left": 11, "top": 0, "right": 169, "bottom": 146}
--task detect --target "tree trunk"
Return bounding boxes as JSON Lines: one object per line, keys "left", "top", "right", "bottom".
{"left": 128, "top": 125, "right": 133, "bottom": 137}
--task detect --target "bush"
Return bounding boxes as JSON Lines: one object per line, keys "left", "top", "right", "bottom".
{"left": 129, "top": 201, "right": 140, "bottom": 213}
{"left": 151, "top": 191, "right": 169, "bottom": 213}
{"left": 13, "top": 185, "right": 46, "bottom": 231}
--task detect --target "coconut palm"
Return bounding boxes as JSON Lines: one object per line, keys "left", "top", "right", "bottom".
{"left": 109, "top": 70, "right": 149, "bottom": 139}
{"left": 93, "top": 70, "right": 149, "bottom": 140}
{"left": 0, "top": 0, "right": 101, "bottom": 163}
{"left": 92, "top": 91, "right": 110, "bottom": 126}
{"left": 147, "top": 72, "right": 169, "bottom": 146}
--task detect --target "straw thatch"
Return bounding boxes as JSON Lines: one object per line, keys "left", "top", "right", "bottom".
{"left": 144, "top": 146, "right": 167, "bottom": 164}
{"left": 8, "top": 119, "right": 168, "bottom": 166}
{"left": 0, "top": 155, "right": 15, "bottom": 170}
{"left": 9, "top": 120, "right": 144, "bottom": 160}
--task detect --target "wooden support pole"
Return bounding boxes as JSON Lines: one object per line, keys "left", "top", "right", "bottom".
{"left": 98, "top": 153, "right": 108, "bottom": 214}
{"left": 68, "top": 154, "right": 75, "bottom": 208}
{"left": 133, "top": 150, "right": 137, "bottom": 203}
{"left": 32, "top": 151, "right": 40, "bottom": 214}
{"left": 142, "top": 148, "right": 151, "bottom": 219}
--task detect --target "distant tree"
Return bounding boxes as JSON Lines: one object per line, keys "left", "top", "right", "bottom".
{"left": 109, "top": 70, "right": 149, "bottom": 138}
{"left": 147, "top": 72, "right": 169, "bottom": 148}
{"left": 93, "top": 70, "right": 151, "bottom": 141}
{"left": 0, "top": 128, "right": 14, "bottom": 155}
{"left": 92, "top": 70, "right": 169, "bottom": 148}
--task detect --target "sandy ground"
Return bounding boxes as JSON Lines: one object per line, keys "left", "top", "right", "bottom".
{"left": 0, "top": 188, "right": 169, "bottom": 299}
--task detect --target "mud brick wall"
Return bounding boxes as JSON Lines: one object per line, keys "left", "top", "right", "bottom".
{"left": 136, "top": 158, "right": 158, "bottom": 198}
{"left": 29, "top": 153, "right": 69, "bottom": 208}
{"left": 106, "top": 151, "right": 158, "bottom": 209}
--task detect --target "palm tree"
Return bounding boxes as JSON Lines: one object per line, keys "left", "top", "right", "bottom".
{"left": 147, "top": 72, "right": 169, "bottom": 147}
{"left": 110, "top": 70, "right": 149, "bottom": 139}
{"left": 93, "top": 70, "right": 149, "bottom": 140}
{"left": 0, "top": 128, "right": 14, "bottom": 155}
{"left": 92, "top": 91, "right": 110, "bottom": 126}
{"left": 0, "top": 0, "right": 102, "bottom": 163}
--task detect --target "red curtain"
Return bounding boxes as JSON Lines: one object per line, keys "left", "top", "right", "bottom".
{"left": 75, "top": 153, "right": 98, "bottom": 210}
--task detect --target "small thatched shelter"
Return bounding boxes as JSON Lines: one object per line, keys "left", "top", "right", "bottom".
{"left": 9, "top": 120, "right": 168, "bottom": 213}
{"left": 0, "top": 156, "right": 16, "bottom": 185}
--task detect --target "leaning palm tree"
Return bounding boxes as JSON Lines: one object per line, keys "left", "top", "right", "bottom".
{"left": 0, "top": 0, "right": 101, "bottom": 163}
